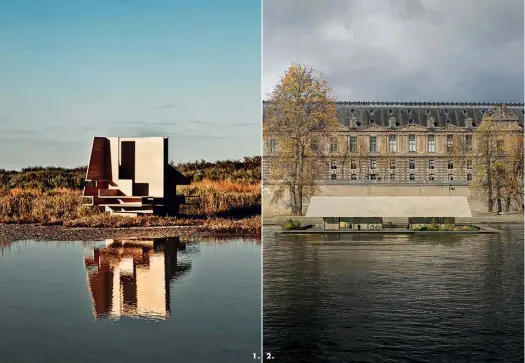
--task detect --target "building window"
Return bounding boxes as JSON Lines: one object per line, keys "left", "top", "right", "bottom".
{"left": 330, "top": 137, "right": 338, "bottom": 153}
{"left": 496, "top": 140, "right": 504, "bottom": 152}
{"left": 447, "top": 135, "right": 453, "bottom": 152}
{"left": 448, "top": 173, "right": 454, "bottom": 181}
{"left": 428, "top": 135, "right": 435, "bottom": 153}
{"left": 351, "top": 161, "right": 357, "bottom": 170}
{"left": 370, "top": 159, "right": 376, "bottom": 169}
{"left": 331, "top": 173, "right": 337, "bottom": 180}
{"left": 370, "top": 136, "right": 377, "bottom": 152}
{"left": 429, "top": 173, "right": 435, "bottom": 181}
{"left": 310, "top": 139, "right": 318, "bottom": 152}
{"left": 269, "top": 139, "right": 277, "bottom": 153}
{"left": 349, "top": 136, "right": 357, "bottom": 152}
{"left": 466, "top": 160, "right": 472, "bottom": 169}
{"left": 409, "top": 135, "right": 416, "bottom": 152}
{"left": 448, "top": 161, "right": 454, "bottom": 169}
{"left": 467, "top": 173, "right": 472, "bottom": 181}
{"left": 389, "top": 135, "right": 397, "bottom": 152}
{"left": 330, "top": 161, "right": 337, "bottom": 170}
{"left": 409, "top": 160, "right": 415, "bottom": 169}
{"left": 390, "top": 173, "right": 395, "bottom": 180}
{"left": 409, "top": 173, "right": 415, "bottom": 181}
{"left": 429, "top": 160, "right": 434, "bottom": 169}
{"left": 390, "top": 160, "right": 396, "bottom": 169}
{"left": 351, "top": 174, "right": 357, "bottom": 180}
{"left": 466, "top": 135, "right": 473, "bottom": 152}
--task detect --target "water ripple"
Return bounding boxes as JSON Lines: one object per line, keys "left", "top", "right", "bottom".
{"left": 263, "top": 227, "right": 524, "bottom": 362}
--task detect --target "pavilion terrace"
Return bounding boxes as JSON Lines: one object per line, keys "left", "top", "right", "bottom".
{"left": 305, "top": 196, "right": 472, "bottom": 231}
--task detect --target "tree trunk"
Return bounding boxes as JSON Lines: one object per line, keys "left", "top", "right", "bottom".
{"left": 298, "top": 147, "right": 304, "bottom": 215}
{"left": 505, "top": 197, "right": 511, "bottom": 212}
{"left": 486, "top": 157, "right": 493, "bottom": 212}
{"left": 290, "top": 184, "right": 298, "bottom": 215}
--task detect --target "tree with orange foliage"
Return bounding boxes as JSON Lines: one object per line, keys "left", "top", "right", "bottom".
{"left": 473, "top": 117, "right": 524, "bottom": 213}
{"left": 501, "top": 134, "right": 524, "bottom": 211}
{"left": 263, "top": 63, "right": 338, "bottom": 215}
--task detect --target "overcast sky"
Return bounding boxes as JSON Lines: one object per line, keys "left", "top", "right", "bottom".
{"left": 263, "top": 0, "right": 524, "bottom": 103}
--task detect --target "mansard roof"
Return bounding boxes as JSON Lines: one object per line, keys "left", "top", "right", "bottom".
{"left": 334, "top": 102, "right": 524, "bottom": 128}
{"left": 262, "top": 101, "right": 524, "bottom": 128}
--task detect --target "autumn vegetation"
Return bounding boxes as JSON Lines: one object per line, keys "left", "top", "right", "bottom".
{"left": 0, "top": 158, "right": 261, "bottom": 237}
{"left": 264, "top": 63, "right": 339, "bottom": 215}
{"left": 472, "top": 116, "right": 524, "bottom": 213}
{"left": 282, "top": 219, "right": 301, "bottom": 230}
{"left": 264, "top": 62, "right": 523, "bottom": 216}
{"left": 412, "top": 224, "right": 479, "bottom": 232}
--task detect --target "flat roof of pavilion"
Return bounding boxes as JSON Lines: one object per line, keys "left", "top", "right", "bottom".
{"left": 306, "top": 196, "right": 472, "bottom": 218}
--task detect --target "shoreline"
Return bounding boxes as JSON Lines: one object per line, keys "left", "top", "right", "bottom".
{"left": 0, "top": 224, "right": 260, "bottom": 242}
{"left": 263, "top": 214, "right": 524, "bottom": 226}
{"left": 280, "top": 225, "right": 499, "bottom": 235}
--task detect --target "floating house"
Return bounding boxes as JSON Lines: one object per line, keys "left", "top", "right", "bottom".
{"left": 83, "top": 137, "right": 191, "bottom": 216}
{"left": 306, "top": 196, "right": 472, "bottom": 230}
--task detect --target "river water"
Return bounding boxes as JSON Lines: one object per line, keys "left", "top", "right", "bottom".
{"left": 0, "top": 237, "right": 260, "bottom": 363}
{"left": 263, "top": 225, "right": 524, "bottom": 362}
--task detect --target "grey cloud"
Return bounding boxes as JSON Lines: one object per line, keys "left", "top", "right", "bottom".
{"left": 113, "top": 120, "right": 177, "bottom": 127}
{"left": 0, "top": 137, "right": 81, "bottom": 146}
{"left": 231, "top": 122, "right": 260, "bottom": 127}
{"left": 188, "top": 119, "right": 213, "bottom": 126}
{"left": 82, "top": 125, "right": 120, "bottom": 133}
{"left": 0, "top": 129, "right": 39, "bottom": 137}
{"left": 177, "top": 131, "right": 235, "bottom": 140}
{"left": 153, "top": 103, "right": 178, "bottom": 109}
{"left": 108, "top": 128, "right": 178, "bottom": 138}
{"left": 263, "top": 0, "right": 524, "bottom": 102}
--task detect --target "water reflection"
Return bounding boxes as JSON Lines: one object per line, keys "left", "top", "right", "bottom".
{"left": 84, "top": 237, "right": 191, "bottom": 321}
{"left": 264, "top": 226, "right": 524, "bottom": 362}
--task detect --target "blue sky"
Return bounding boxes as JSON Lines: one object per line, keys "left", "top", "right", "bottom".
{"left": 0, "top": 0, "right": 261, "bottom": 170}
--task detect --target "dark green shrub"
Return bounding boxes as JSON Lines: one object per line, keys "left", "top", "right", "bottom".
{"left": 282, "top": 219, "right": 301, "bottom": 230}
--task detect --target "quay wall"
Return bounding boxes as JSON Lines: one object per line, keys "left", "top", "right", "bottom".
{"left": 263, "top": 184, "right": 492, "bottom": 217}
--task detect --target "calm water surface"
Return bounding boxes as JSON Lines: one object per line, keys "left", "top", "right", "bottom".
{"left": 0, "top": 237, "right": 260, "bottom": 363}
{"left": 263, "top": 225, "right": 524, "bottom": 362}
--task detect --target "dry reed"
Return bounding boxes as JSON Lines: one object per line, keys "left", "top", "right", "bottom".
{"left": 0, "top": 183, "right": 260, "bottom": 236}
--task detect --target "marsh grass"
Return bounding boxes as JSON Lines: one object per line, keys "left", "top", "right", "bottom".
{"left": 178, "top": 180, "right": 260, "bottom": 216}
{"left": 0, "top": 182, "right": 261, "bottom": 236}
{"left": 0, "top": 157, "right": 260, "bottom": 191}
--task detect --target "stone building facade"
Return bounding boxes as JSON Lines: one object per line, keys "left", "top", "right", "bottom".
{"left": 262, "top": 102, "right": 524, "bottom": 215}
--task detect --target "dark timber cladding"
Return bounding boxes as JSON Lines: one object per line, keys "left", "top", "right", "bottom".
{"left": 262, "top": 101, "right": 525, "bottom": 127}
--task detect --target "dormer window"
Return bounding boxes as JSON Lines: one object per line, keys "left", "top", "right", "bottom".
{"left": 388, "top": 109, "right": 393, "bottom": 114}
{"left": 269, "top": 139, "right": 277, "bottom": 153}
